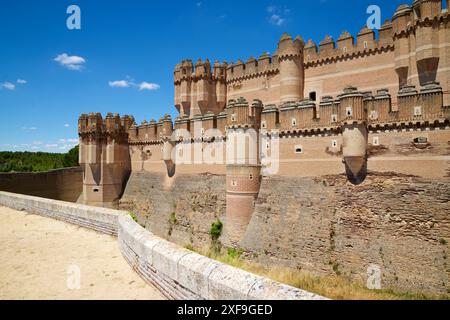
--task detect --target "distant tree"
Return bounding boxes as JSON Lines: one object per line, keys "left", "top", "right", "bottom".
{"left": 63, "top": 145, "right": 79, "bottom": 168}
{"left": 0, "top": 146, "right": 79, "bottom": 173}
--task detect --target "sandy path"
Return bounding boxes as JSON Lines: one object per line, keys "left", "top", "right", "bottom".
{"left": 0, "top": 206, "right": 165, "bottom": 300}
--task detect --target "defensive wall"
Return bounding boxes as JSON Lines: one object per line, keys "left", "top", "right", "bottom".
{"left": 0, "top": 191, "right": 326, "bottom": 300}
{"left": 0, "top": 167, "right": 82, "bottom": 202}
{"left": 119, "top": 170, "right": 450, "bottom": 295}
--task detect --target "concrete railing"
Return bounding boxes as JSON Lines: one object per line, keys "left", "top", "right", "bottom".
{"left": 0, "top": 191, "right": 327, "bottom": 300}
{"left": 0, "top": 191, "right": 119, "bottom": 235}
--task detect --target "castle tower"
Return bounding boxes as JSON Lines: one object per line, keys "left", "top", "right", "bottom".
{"left": 392, "top": 4, "right": 413, "bottom": 89}
{"left": 213, "top": 61, "right": 228, "bottom": 114}
{"left": 225, "top": 98, "right": 263, "bottom": 245}
{"left": 392, "top": 1, "right": 445, "bottom": 100}
{"left": 277, "top": 33, "right": 305, "bottom": 103}
{"left": 338, "top": 87, "right": 368, "bottom": 184}
{"left": 78, "top": 112, "right": 132, "bottom": 207}
{"left": 175, "top": 60, "right": 194, "bottom": 117}
{"left": 413, "top": 0, "right": 441, "bottom": 85}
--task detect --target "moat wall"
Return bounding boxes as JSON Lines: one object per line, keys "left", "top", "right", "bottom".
{"left": 0, "top": 167, "right": 82, "bottom": 202}
{"left": 120, "top": 170, "right": 450, "bottom": 295}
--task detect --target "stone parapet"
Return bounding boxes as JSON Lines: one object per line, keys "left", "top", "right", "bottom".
{"left": 0, "top": 191, "right": 327, "bottom": 301}
{"left": 0, "top": 191, "right": 120, "bottom": 235}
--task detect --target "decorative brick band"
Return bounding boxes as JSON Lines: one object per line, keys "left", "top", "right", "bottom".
{"left": 0, "top": 191, "right": 327, "bottom": 300}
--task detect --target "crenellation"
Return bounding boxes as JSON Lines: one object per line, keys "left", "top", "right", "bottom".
{"left": 74, "top": 0, "right": 450, "bottom": 297}
{"left": 318, "top": 35, "right": 335, "bottom": 56}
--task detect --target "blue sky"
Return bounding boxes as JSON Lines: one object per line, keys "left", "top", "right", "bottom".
{"left": 0, "top": 0, "right": 405, "bottom": 152}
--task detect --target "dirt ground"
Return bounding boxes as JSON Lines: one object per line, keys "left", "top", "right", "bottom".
{"left": 0, "top": 206, "right": 165, "bottom": 300}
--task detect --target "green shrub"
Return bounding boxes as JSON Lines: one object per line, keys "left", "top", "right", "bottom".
{"left": 210, "top": 220, "right": 223, "bottom": 241}
{"left": 128, "top": 212, "right": 138, "bottom": 223}
{"left": 227, "top": 247, "right": 243, "bottom": 259}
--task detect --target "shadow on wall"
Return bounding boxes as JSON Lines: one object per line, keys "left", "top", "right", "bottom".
{"left": 344, "top": 158, "right": 368, "bottom": 185}
{"left": 165, "top": 160, "right": 176, "bottom": 178}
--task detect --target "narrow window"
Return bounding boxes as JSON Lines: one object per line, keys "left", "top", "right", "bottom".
{"left": 309, "top": 91, "right": 317, "bottom": 101}
{"left": 295, "top": 145, "right": 303, "bottom": 154}
{"left": 372, "top": 136, "right": 380, "bottom": 146}
{"left": 291, "top": 118, "right": 297, "bottom": 127}
{"left": 331, "top": 140, "right": 338, "bottom": 148}
{"left": 331, "top": 114, "right": 337, "bottom": 123}
{"left": 414, "top": 106, "right": 422, "bottom": 116}
{"left": 346, "top": 106, "right": 353, "bottom": 117}
{"left": 261, "top": 120, "right": 267, "bottom": 129}
{"left": 364, "top": 41, "right": 368, "bottom": 49}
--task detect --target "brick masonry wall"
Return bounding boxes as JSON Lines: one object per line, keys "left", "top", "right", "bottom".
{"left": 0, "top": 167, "right": 82, "bottom": 202}
{"left": 120, "top": 171, "right": 450, "bottom": 295}
{"left": 0, "top": 191, "right": 324, "bottom": 300}
{"left": 243, "top": 173, "right": 450, "bottom": 295}
{"left": 119, "top": 171, "right": 227, "bottom": 248}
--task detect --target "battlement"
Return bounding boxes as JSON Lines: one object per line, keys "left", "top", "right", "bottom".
{"left": 174, "top": 58, "right": 228, "bottom": 117}
{"left": 303, "top": 23, "right": 394, "bottom": 67}
{"left": 174, "top": 59, "right": 228, "bottom": 83}
{"left": 258, "top": 82, "right": 448, "bottom": 134}
{"left": 226, "top": 33, "right": 304, "bottom": 83}
{"left": 78, "top": 112, "right": 134, "bottom": 136}
{"left": 128, "top": 114, "right": 173, "bottom": 143}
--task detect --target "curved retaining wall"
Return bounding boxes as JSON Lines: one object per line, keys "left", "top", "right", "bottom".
{"left": 0, "top": 191, "right": 327, "bottom": 300}
{"left": 0, "top": 191, "right": 118, "bottom": 235}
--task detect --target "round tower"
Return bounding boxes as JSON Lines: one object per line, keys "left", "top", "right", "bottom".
{"left": 225, "top": 98, "right": 263, "bottom": 245}
{"left": 339, "top": 87, "right": 368, "bottom": 184}
{"left": 277, "top": 33, "right": 305, "bottom": 103}
{"left": 392, "top": 4, "right": 413, "bottom": 88}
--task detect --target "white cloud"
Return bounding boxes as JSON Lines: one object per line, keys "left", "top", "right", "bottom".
{"left": 22, "top": 126, "right": 37, "bottom": 131}
{"left": 59, "top": 138, "right": 78, "bottom": 144}
{"left": 267, "top": 5, "right": 290, "bottom": 26}
{"left": 32, "top": 141, "right": 43, "bottom": 145}
{"left": 139, "top": 82, "right": 160, "bottom": 91}
{"left": 109, "top": 80, "right": 130, "bottom": 88}
{"left": 1, "top": 82, "right": 15, "bottom": 90}
{"left": 45, "top": 144, "right": 58, "bottom": 148}
{"left": 17, "top": 79, "right": 27, "bottom": 84}
{"left": 269, "top": 14, "right": 285, "bottom": 26}
{"left": 54, "top": 53, "right": 86, "bottom": 71}
{"left": 109, "top": 78, "right": 160, "bottom": 92}
{"left": 64, "top": 123, "right": 70, "bottom": 127}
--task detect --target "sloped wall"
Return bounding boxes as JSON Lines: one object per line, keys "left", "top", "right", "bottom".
{"left": 120, "top": 170, "right": 450, "bottom": 295}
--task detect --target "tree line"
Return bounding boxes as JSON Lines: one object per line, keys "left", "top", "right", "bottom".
{"left": 0, "top": 145, "right": 79, "bottom": 173}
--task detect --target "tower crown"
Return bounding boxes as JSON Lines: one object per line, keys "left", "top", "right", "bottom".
{"left": 277, "top": 33, "right": 304, "bottom": 58}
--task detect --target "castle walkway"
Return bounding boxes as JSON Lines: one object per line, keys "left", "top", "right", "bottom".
{"left": 0, "top": 206, "right": 165, "bottom": 300}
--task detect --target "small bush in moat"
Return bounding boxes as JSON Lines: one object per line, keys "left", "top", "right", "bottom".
{"left": 210, "top": 220, "right": 223, "bottom": 241}
{"left": 227, "top": 247, "right": 243, "bottom": 259}
{"left": 129, "top": 212, "right": 138, "bottom": 223}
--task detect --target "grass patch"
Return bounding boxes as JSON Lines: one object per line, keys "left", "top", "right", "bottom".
{"left": 128, "top": 212, "right": 138, "bottom": 223}
{"left": 191, "top": 247, "right": 449, "bottom": 300}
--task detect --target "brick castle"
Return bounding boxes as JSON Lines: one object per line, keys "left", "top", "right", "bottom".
{"left": 78, "top": 1, "right": 450, "bottom": 245}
